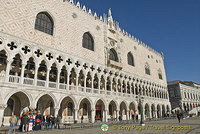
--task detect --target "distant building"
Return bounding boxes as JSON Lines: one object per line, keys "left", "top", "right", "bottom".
{"left": 168, "top": 81, "right": 200, "bottom": 111}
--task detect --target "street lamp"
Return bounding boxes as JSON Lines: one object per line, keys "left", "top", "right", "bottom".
{"left": 136, "top": 94, "right": 145, "bottom": 126}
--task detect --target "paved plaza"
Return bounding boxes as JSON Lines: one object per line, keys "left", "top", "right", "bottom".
{"left": 10, "top": 117, "right": 200, "bottom": 134}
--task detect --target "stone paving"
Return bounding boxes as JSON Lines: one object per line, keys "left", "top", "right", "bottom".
{"left": 8, "top": 117, "right": 200, "bottom": 134}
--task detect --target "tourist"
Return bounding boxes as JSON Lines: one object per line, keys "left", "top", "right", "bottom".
{"left": 34, "top": 116, "right": 41, "bottom": 131}
{"left": 132, "top": 114, "right": 135, "bottom": 122}
{"left": 81, "top": 115, "right": 84, "bottom": 123}
{"left": 8, "top": 114, "right": 17, "bottom": 134}
{"left": 55, "top": 115, "right": 61, "bottom": 129}
{"left": 177, "top": 112, "right": 181, "bottom": 123}
{"left": 22, "top": 113, "right": 29, "bottom": 132}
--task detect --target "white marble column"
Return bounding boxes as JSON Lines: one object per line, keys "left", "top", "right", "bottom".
{"left": 84, "top": 75, "right": 87, "bottom": 93}
{"left": 45, "top": 67, "right": 51, "bottom": 88}
{"left": 76, "top": 73, "right": 79, "bottom": 92}
{"left": 91, "top": 109, "right": 95, "bottom": 123}
{"left": 67, "top": 70, "right": 70, "bottom": 90}
{"left": 56, "top": 70, "right": 61, "bottom": 89}
{"left": 34, "top": 64, "right": 39, "bottom": 86}
{"left": 5, "top": 60, "right": 12, "bottom": 82}
{"left": 110, "top": 78, "right": 113, "bottom": 95}
{"left": 98, "top": 77, "right": 101, "bottom": 94}
{"left": 104, "top": 110, "right": 108, "bottom": 122}
{"left": 74, "top": 109, "right": 78, "bottom": 123}
{"left": 0, "top": 105, "right": 6, "bottom": 127}
{"left": 20, "top": 63, "right": 26, "bottom": 84}
{"left": 126, "top": 110, "right": 130, "bottom": 120}
{"left": 116, "top": 109, "right": 119, "bottom": 121}
{"left": 104, "top": 78, "right": 107, "bottom": 95}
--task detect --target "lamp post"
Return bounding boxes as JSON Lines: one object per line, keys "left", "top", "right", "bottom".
{"left": 137, "top": 94, "right": 145, "bottom": 126}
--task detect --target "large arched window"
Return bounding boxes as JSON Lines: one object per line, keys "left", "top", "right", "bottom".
{"left": 35, "top": 12, "right": 54, "bottom": 35}
{"left": 158, "top": 69, "right": 163, "bottom": 80}
{"left": 82, "top": 32, "right": 94, "bottom": 51}
{"left": 127, "top": 52, "right": 135, "bottom": 66}
{"left": 109, "top": 48, "right": 118, "bottom": 62}
{"left": 145, "top": 63, "right": 150, "bottom": 75}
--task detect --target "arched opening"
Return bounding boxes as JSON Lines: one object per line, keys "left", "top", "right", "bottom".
{"left": 129, "top": 102, "right": 136, "bottom": 120}
{"left": 78, "top": 70, "right": 84, "bottom": 87}
{"left": 162, "top": 105, "right": 166, "bottom": 117}
{"left": 59, "top": 66, "right": 68, "bottom": 89}
{"left": 108, "top": 101, "right": 117, "bottom": 121}
{"left": 95, "top": 99, "right": 105, "bottom": 122}
{"left": 151, "top": 104, "right": 155, "bottom": 118}
{"left": 145, "top": 104, "right": 150, "bottom": 118}
{"left": 93, "top": 74, "right": 98, "bottom": 89}
{"left": 49, "top": 63, "right": 57, "bottom": 88}
{"left": 86, "top": 72, "right": 92, "bottom": 88}
{"left": 127, "top": 52, "right": 134, "bottom": 66}
{"left": 79, "top": 98, "right": 91, "bottom": 123}
{"left": 100, "top": 76, "right": 105, "bottom": 92}
{"left": 23, "top": 57, "right": 35, "bottom": 85}
{"left": 59, "top": 96, "right": 75, "bottom": 123}
{"left": 106, "top": 77, "right": 111, "bottom": 91}
{"left": 35, "top": 12, "right": 54, "bottom": 35}
{"left": 109, "top": 48, "right": 118, "bottom": 62}
{"left": 69, "top": 68, "right": 76, "bottom": 87}
{"left": 3, "top": 92, "right": 30, "bottom": 126}
{"left": 0, "top": 50, "right": 7, "bottom": 80}
{"left": 37, "top": 60, "right": 47, "bottom": 86}
{"left": 36, "top": 94, "right": 55, "bottom": 117}
{"left": 117, "top": 80, "right": 121, "bottom": 93}
{"left": 120, "top": 102, "right": 127, "bottom": 120}
{"left": 9, "top": 54, "right": 22, "bottom": 83}
{"left": 82, "top": 32, "right": 94, "bottom": 51}
{"left": 157, "top": 105, "right": 161, "bottom": 118}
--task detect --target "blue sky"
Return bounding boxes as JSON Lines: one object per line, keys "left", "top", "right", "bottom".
{"left": 78, "top": 0, "right": 200, "bottom": 83}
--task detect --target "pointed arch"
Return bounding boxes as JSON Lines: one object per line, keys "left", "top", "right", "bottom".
{"left": 127, "top": 52, "right": 135, "bottom": 66}
{"left": 35, "top": 12, "right": 54, "bottom": 35}
{"left": 109, "top": 48, "right": 118, "bottom": 62}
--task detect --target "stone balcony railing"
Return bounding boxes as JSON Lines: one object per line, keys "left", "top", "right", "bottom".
{"left": 0, "top": 74, "right": 167, "bottom": 101}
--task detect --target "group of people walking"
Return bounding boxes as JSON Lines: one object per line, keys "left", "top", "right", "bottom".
{"left": 8, "top": 107, "right": 62, "bottom": 133}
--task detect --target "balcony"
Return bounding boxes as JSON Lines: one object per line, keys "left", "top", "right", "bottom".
{"left": 107, "top": 60, "right": 122, "bottom": 70}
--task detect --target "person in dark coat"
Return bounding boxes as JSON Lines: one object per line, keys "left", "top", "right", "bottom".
{"left": 55, "top": 115, "right": 61, "bottom": 129}
{"left": 81, "top": 115, "right": 84, "bottom": 123}
{"left": 22, "top": 114, "right": 29, "bottom": 132}
{"left": 34, "top": 117, "right": 41, "bottom": 131}
{"left": 177, "top": 113, "right": 181, "bottom": 123}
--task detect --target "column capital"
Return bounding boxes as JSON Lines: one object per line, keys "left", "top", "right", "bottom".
{"left": 0, "top": 104, "right": 7, "bottom": 109}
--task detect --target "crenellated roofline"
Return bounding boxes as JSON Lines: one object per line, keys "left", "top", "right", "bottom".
{"left": 63, "top": 0, "right": 164, "bottom": 59}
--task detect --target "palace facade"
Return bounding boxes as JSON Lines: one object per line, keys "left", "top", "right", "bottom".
{"left": 0, "top": 0, "right": 171, "bottom": 126}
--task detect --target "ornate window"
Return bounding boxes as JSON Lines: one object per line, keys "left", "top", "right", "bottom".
{"left": 158, "top": 69, "right": 163, "bottom": 80}
{"left": 109, "top": 48, "right": 118, "bottom": 62}
{"left": 82, "top": 32, "right": 94, "bottom": 51}
{"left": 127, "top": 52, "right": 135, "bottom": 66}
{"left": 145, "top": 63, "right": 150, "bottom": 75}
{"left": 35, "top": 12, "right": 54, "bottom": 35}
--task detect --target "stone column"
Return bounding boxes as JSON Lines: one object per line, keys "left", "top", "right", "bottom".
{"left": 46, "top": 67, "right": 51, "bottom": 88}
{"left": 149, "top": 107, "right": 152, "bottom": 119}
{"left": 76, "top": 73, "right": 79, "bottom": 92}
{"left": 98, "top": 77, "right": 101, "bottom": 94}
{"left": 0, "top": 105, "right": 6, "bottom": 127}
{"left": 56, "top": 70, "right": 61, "bottom": 89}
{"left": 74, "top": 109, "right": 78, "bottom": 123}
{"left": 5, "top": 59, "right": 12, "bottom": 82}
{"left": 116, "top": 80, "right": 118, "bottom": 94}
{"left": 20, "top": 63, "right": 26, "bottom": 84}
{"left": 91, "top": 109, "right": 95, "bottom": 123}
{"left": 84, "top": 75, "right": 87, "bottom": 93}
{"left": 67, "top": 70, "right": 70, "bottom": 90}
{"left": 126, "top": 110, "right": 130, "bottom": 120}
{"left": 155, "top": 110, "right": 157, "bottom": 119}
{"left": 104, "top": 109, "right": 108, "bottom": 122}
{"left": 54, "top": 107, "right": 60, "bottom": 117}
{"left": 91, "top": 76, "right": 94, "bottom": 89}
{"left": 104, "top": 78, "right": 107, "bottom": 95}
{"left": 34, "top": 64, "right": 39, "bottom": 86}
{"left": 110, "top": 78, "right": 113, "bottom": 95}
{"left": 116, "top": 109, "right": 119, "bottom": 121}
